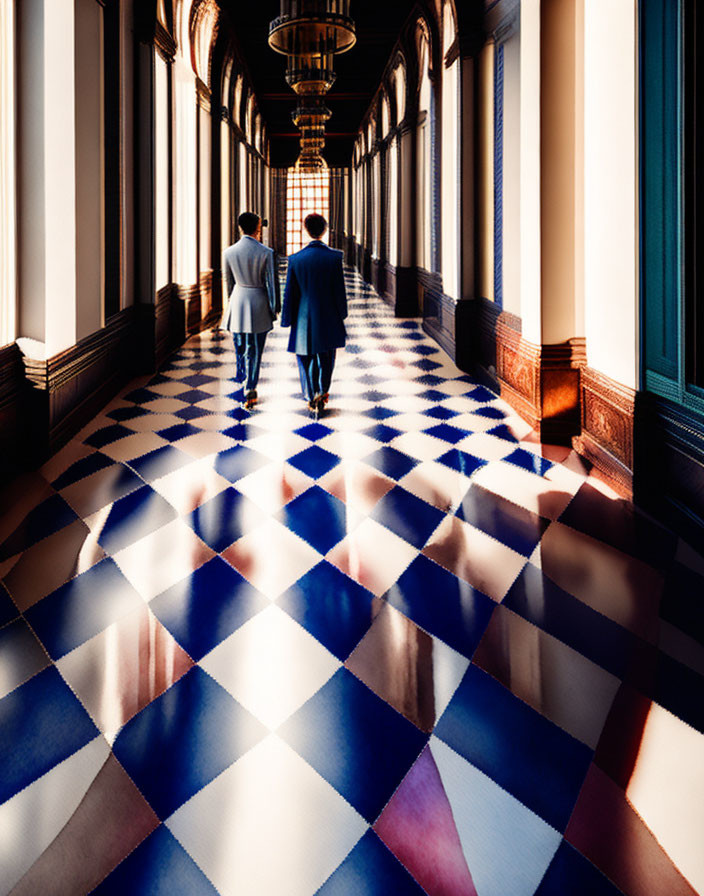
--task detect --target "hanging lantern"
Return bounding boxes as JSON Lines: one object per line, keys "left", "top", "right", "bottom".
{"left": 291, "top": 98, "right": 332, "bottom": 130}
{"left": 285, "top": 53, "right": 336, "bottom": 95}
{"left": 269, "top": 1, "right": 356, "bottom": 58}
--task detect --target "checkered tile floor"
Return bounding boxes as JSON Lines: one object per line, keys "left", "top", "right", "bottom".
{"left": 2, "top": 268, "right": 704, "bottom": 895}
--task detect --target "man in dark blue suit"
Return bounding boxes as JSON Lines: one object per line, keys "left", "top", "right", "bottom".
{"left": 281, "top": 213, "right": 348, "bottom": 418}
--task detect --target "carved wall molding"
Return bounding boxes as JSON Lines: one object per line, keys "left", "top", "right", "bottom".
{"left": 573, "top": 365, "right": 636, "bottom": 497}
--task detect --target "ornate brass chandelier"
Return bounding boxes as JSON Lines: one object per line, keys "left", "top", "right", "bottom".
{"left": 268, "top": 0, "right": 356, "bottom": 169}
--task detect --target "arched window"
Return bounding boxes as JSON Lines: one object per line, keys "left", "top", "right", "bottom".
{"left": 157, "top": 0, "right": 172, "bottom": 32}
{"left": 381, "top": 94, "right": 391, "bottom": 137}
{"left": 232, "top": 74, "right": 243, "bottom": 129}
{"left": 393, "top": 61, "right": 407, "bottom": 125}
{"left": 416, "top": 21, "right": 433, "bottom": 271}
{"left": 286, "top": 166, "right": 330, "bottom": 255}
{"left": 0, "top": 0, "right": 16, "bottom": 345}
{"left": 175, "top": 0, "right": 192, "bottom": 61}
{"left": 193, "top": 0, "right": 217, "bottom": 85}
{"left": 246, "top": 93, "right": 256, "bottom": 144}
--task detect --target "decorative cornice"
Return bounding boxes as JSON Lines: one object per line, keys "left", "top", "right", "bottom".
{"left": 484, "top": 0, "right": 519, "bottom": 44}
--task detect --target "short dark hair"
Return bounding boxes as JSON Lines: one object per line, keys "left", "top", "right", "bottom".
{"left": 304, "top": 213, "right": 327, "bottom": 239}
{"left": 238, "top": 212, "right": 260, "bottom": 235}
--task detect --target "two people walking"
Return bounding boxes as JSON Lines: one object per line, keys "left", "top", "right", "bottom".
{"left": 220, "top": 211, "right": 347, "bottom": 418}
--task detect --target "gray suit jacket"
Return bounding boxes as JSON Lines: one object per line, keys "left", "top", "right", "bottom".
{"left": 221, "top": 236, "right": 280, "bottom": 334}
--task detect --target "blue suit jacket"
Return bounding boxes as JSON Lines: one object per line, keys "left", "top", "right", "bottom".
{"left": 281, "top": 241, "right": 347, "bottom": 355}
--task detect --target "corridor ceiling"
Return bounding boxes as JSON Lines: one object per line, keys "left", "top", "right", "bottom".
{"left": 219, "top": 1, "right": 416, "bottom": 167}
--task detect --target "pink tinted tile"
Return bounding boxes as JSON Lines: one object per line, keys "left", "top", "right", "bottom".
{"left": 113, "top": 518, "right": 214, "bottom": 601}
{"left": 11, "top": 755, "right": 159, "bottom": 896}
{"left": 318, "top": 463, "right": 394, "bottom": 515}
{"left": 57, "top": 606, "right": 193, "bottom": 742}
{"left": 223, "top": 519, "right": 321, "bottom": 599}
{"left": 540, "top": 522, "right": 664, "bottom": 642}
{"left": 346, "top": 603, "right": 437, "bottom": 731}
{"left": 565, "top": 763, "right": 698, "bottom": 896}
{"left": 327, "top": 518, "right": 417, "bottom": 597}
{"left": 473, "top": 605, "right": 620, "bottom": 749}
{"left": 399, "top": 461, "right": 469, "bottom": 513}
{"left": 4, "top": 520, "right": 105, "bottom": 611}
{"left": 150, "top": 459, "right": 230, "bottom": 516}
{"left": 235, "top": 461, "right": 312, "bottom": 514}
{"left": 423, "top": 516, "right": 526, "bottom": 602}
{"left": 374, "top": 745, "right": 478, "bottom": 896}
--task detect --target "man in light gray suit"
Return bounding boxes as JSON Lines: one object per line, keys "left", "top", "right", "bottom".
{"left": 221, "top": 212, "right": 280, "bottom": 409}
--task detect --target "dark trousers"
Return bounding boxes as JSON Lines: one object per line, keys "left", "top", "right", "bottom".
{"left": 234, "top": 332, "right": 267, "bottom": 392}
{"left": 296, "top": 351, "right": 336, "bottom": 402}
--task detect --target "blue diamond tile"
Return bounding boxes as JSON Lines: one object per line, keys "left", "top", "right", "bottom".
{"left": 415, "top": 374, "right": 444, "bottom": 386}
{"left": 362, "top": 424, "right": 402, "bottom": 444}
{"left": 222, "top": 423, "right": 264, "bottom": 441}
{"left": 363, "top": 406, "right": 400, "bottom": 421}
{"left": 128, "top": 445, "right": 193, "bottom": 482}
{"left": 422, "top": 406, "right": 459, "bottom": 421}
{"left": 51, "top": 452, "right": 114, "bottom": 490}
{"left": 437, "top": 450, "right": 488, "bottom": 478}
{"left": 288, "top": 445, "right": 341, "bottom": 479}
{"left": 360, "top": 390, "right": 393, "bottom": 403}
{"left": 416, "top": 389, "right": 448, "bottom": 402}
{"left": 435, "top": 665, "right": 592, "bottom": 832}
{"left": 124, "top": 387, "right": 161, "bottom": 404}
{"left": 113, "top": 666, "right": 266, "bottom": 819}
{"left": 504, "top": 564, "right": 640, "bottom": 679}
{"left": 474, "top": 405, "right": 506, "bottom": 420}
{"left": 180, "top": 373, "right": 217, "bottom": 387}
{"left": 173, "top": 388, "right": 212, "bottom": 404}
{"left": 93, "top": 826, "right": 219, "bottom": 896}
{"left": 107, "top": 406, "right": 152, "bottom": 422}
{"left": 535, "top": 840, "right": 625, "bottom": 895}
{"left": 151, "top": 557, "right": 268, "bottom": 661}
{"left": 0, "top": 494, "right": 78, "bottom": 561}
{"left": 408, "top": 344, "right": 439, "bottom": 356}
{"left": 277, "top": 486, "right": 348, "bottom": 555}
{"left": 96, "top": 485, "right": 178, "bottom": 555}
{"left": 277, "top": 561, "right": 375, "bottom": 661}
{"left": 84, "top": 424, "right": 134, "bottom": 449}
{"left": 385, "top": 555, "right": 495, "bottom": 658}
{"left": 25, "top": 558, "right": 143, "bottom": 659}
{"left": 294, "top": 422, "right": 333, "bottom": 442}
{"left": 0, "top": 666, "right": 99, "bottom": 804}
{"left": 371, "top": 486, "right": 444, "bottom": 549}
{"left": 410, "top": 358, "right": 442, "bottom": 371}
{"left": 423, "top": 423, "right": 472, "bottom": 445}
{"left": 174, "top": 405, "right": 212, "bottom": 422}
{"left": 317, "top": 829, "right": 427, "bottom": 896}
{"left": 455, "top": 484, "right": 549, "bottom": 557}
{"left": 466, "top": 386, "right": 498, "bottom": 403}
{"left": 362, "top": 446, "right": 418, "bottom": 481}
{"left": 224, "top": 406, "right": 253, "bottom": 421}
{"left": 487, "top": 424, "right": 520, "bottom": 443}
{"left": 214, "top": 445, "right": 269, "bottom": 484}
{"left": 503, "top": 448, "right": 554, "bottom": 476}
{"left": 186, "top": 488, "right": 264, "bottom": 553}
{"left": 279, "top": 668, "right": 428, "bottom": 822}
{"left": 155, "top": 423, "right": 203, "bottom": 442}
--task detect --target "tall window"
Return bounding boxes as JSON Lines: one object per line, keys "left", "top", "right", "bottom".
{"left": 417, "top": 25, "right": 433, "bottom": 272}
{"left": 1, "top": 0, "right": 16, "bottom": 345}
{"left": 441, "top": 1, "right": 460, "bottom": 298}
{"left": 286, "top": 168, "right": 330, "bottom": 255}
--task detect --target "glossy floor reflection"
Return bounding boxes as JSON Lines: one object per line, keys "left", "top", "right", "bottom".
{"left": 1, "top": 269, "right": 704, "bottom": 895}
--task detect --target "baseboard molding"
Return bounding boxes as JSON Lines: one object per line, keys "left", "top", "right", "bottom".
{"left": 634, "top": 391, "right": 704, "bottom": 542}
{"left": 11, "top": 273, "right": 220, "bottom": 470}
